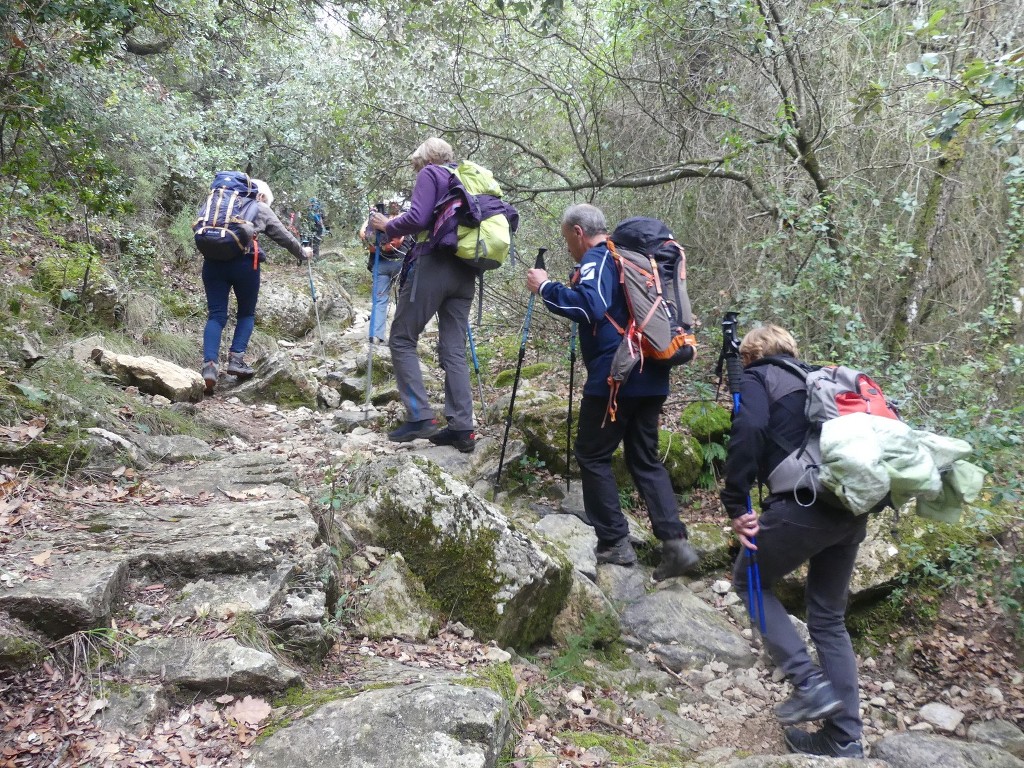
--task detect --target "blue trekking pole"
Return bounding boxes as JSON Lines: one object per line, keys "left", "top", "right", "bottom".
{"left": 565, "top": 321, "right": 577, "bottom": 492}
{"left": 717, "top": 312, "right": 766, "bottom": 634}
{"left": 466, "top": 321, "right": 486, "bottom": 424}
{"left": 496, "top": 248, "right": 547, "bottom": 489}
{"left": 365, "top": 203, "right": 385, "bottom": 409}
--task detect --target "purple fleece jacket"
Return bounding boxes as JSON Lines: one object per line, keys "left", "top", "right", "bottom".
{"left": 383, "top": 165, "right": 451, "bottom": 241}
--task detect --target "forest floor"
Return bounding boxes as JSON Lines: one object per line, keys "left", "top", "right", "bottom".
{"left": 2, "top": 384, "right": 1023, "bottom": 767}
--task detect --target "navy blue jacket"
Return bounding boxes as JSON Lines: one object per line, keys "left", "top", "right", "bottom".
{"left": 719, "top": 356, "right": 813, "bottom": 518}
{"left": 539, "top": 242, "right": 670, "bottom": 399}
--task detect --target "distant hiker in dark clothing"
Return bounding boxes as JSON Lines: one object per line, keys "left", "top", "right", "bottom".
{"left": 201, "top": 179, "right": 312, "bottom": 395}
{"left": 525, "top": 203, "right": 699, "bottom": 581}
{"left": 721, "top": 324, "right": 866, "bottom": 759}
{"left": 305, "top": 197, "right": 328, "bottom": 260}
{"left": 367, "top": 137, "right": 476, "bottom": 453}
{"left": 360, "top": 200, "right": 412, "bottom": 344}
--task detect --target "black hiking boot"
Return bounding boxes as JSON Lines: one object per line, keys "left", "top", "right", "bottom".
{"left": 595, "top": 537, "right": 638, "bottom": 566}
{"left": 388, "top": 419, "right": 439, "bottom": 443}
{"left": 226, "top": 352, "right": 255, "bottom": 378}
{"left": 428, "top": 427, "right": 476, "bottom": 453}
{"left": 202, "top": 361, "right": 218, "bottom": 395}
{"left": 651, "top": 537, "right": 699, "bottom": 581}
{"left": 775, "top": 674, "right": 844, "bottom": 724}
{"left": 784, "top": 727, "right": 863, "bottom": 758}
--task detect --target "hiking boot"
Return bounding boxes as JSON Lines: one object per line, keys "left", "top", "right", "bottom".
{"left": 202, "top": 361, "right": 218, "bottom": 395}
{"left": 784, "top": 727, "right": 863, "bottom": 758}
{"left": 388, "top": 418, "right": 439, "bottom": 443}
{"left": 775, "top": 675, "right": 844, "bottom": 724}
{"left": 595, "top": 537, "right": 638, "bottom": 566}
{"left": 428, "top": 427, "right": 476, "bottom": 453}
{"left": 651, "top": 537, "right": 699, "bottom": 581}
{"left": 226, "top": 352, "right": 255, "bottom": 378}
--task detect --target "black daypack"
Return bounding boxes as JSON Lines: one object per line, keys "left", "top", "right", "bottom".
{"left": 758, "top": 356, "right": 900, "bottom": 513}
{"left": 603, "top": 217, "right": 697, "bottom": 421}
{"left": 193, "top": 171, "right": 260, "bottom": 261}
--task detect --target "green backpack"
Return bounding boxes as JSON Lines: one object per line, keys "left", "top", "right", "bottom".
{"left": 431, "top": 161, "right": 520, "bottom": 272}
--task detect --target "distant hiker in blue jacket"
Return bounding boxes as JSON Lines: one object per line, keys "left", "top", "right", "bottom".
{"left": 525, "top": 203, "right": 699, "bottom": 581}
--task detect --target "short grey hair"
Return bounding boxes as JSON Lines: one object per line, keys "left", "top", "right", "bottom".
{"left": 561, "top": 204, "right": 607, "bottom": 237}
{"left": 409, "top": 137, "right": 455, "bottom": 171}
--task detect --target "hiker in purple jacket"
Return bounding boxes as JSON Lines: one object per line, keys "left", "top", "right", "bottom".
{"left": 367, "top": 137, "right": 477, "bottom": 453}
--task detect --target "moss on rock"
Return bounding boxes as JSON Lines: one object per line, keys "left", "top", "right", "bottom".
{"left": 612, "top": 430, "right": 701, "bottom": 492}
{"left": 515, "top": 399, "right": 572, "bottom": 475}
{"left": 679, "top": 401, "right": 731, "bottom": 444}
{"left": 373, "top": 493, "right": 507, "bottom": 639}
{"left": 494, "top": 362, "right": 554, "bottom": 389}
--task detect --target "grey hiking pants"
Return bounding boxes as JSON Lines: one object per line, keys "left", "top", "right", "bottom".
{"left": 388, "top": 250, "right": 475, "bottom": 431}
{"left": 732, "top": 496, "right": 868, "bottom": 743}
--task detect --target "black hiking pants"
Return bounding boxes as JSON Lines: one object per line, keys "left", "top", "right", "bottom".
{"left": 575, "top": 395, "right": 686, "bottom": 544}
{"left": 732, "top": 495, "right": 867, "bottom": 743}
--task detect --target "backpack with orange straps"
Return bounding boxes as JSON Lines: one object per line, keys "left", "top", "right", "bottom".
{"left": 605, "top": 217, "right": 697, "bottom": 420}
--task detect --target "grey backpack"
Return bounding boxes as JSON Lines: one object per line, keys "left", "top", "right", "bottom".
{"left": 761, "top": 357, "right": 900, "bottom": 512}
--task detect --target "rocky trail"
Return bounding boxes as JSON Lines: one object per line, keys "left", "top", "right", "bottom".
{"left": 2, "top": 254, "right": 1024, "bottom": 768}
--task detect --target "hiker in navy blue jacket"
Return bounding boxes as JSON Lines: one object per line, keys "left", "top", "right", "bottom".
{"left": 721, "top": 324, "right": 866, "bottom": 759}
{"left": 526, "top": 203, "right": 699, "bottom": 581}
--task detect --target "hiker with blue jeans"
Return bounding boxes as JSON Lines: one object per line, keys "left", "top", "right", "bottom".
{"left": 525, "top": 203, "right": 699, "bottom": 582}
{"left": 367, "top": 137, "right": 476, "bottom": 453}
{"left": 201, "top": 179, "right": 311, "bottom": 394}
{"left": 361, "top": 201, "right": 411, "bottom": 344}
{"left": 721, "top": 324, "right": 867, "bottom": 759}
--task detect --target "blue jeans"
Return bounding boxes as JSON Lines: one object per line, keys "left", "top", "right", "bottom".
{"left": 202, "top": 256, "right": 260, "bottom": 363}
{"left": 369, "top": 258, "right": 402, "bottom": 340}
{"left": 732, "top": 496, "right": 868, "bottom": 743}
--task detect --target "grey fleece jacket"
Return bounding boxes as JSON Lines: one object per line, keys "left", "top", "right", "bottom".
{"left": 253, "top": 203, "right": 305, "bottom": 260}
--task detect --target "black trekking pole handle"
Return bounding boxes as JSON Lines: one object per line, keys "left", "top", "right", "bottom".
{"left": 495, "top": 248, "right": 547, "bottom": 489}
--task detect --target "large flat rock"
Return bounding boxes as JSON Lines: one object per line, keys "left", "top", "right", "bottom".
{"left": 247, "top": 682, "right": 509, "bottom": 768}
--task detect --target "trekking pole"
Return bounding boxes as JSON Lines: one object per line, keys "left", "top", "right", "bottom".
{"left": 565, "top": 321, "right": 577, "bottom": 492}
{"left": 466, "top": 321, "right": 487, "bottom": 425}
{"left": 365, "top": 204, "right": 385, "bottom": 410}
{"left": 718, "top": 312, "right": 766, "bottom": 635}
{"left": 495, "top": 248, "right": 547, "bottom": 489}
{"left": 303, "top": 240, "right": 326, "bottom": 360}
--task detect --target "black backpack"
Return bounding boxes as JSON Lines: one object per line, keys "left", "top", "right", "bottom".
{"left": 193, "top": 171, "right": 260, "bottom": 261}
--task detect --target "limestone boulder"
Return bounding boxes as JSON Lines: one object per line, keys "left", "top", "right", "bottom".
{"left": 871, "top": 732, "right": 1024, "bottom": 768}
{"left": 618, "top": 581, "right": 756, "bottom": 671}
{"left": 679, "top": 401, "right": 732, "bottom": 444}
{"left": 224, "top": 351, "right": 317, "bottom": 407}
{"left": 247, "top": 682, "right": 509, "bottom": 768}
{"left": 514, "top": 398, "right": 572, "bottom": 475}
{"left": 118, "top": 637, "right": 301, "bottom": 693}
{"left": 258, "top": 282, "right": 318, "bottom": 339}
{"left": 350, "top": 553, "right": 436, "bottom": 641}
{"left": 347, "top": 455, "right": 572, "bottom": 648}
{"left": 92, "top": 348, "right": 204, "bottom": 403}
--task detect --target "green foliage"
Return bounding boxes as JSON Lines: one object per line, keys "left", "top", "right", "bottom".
{"left": 504, "top": 454, "right": 547, "bottom": 491}
{"left": 698, "top": 441, "right": 727, "bottom": 491}
{"left": 547, "top": 610, "right": 626, "bottom": 684}
{"left": 493, "top": 362, "right": 553, "bottom": 388}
